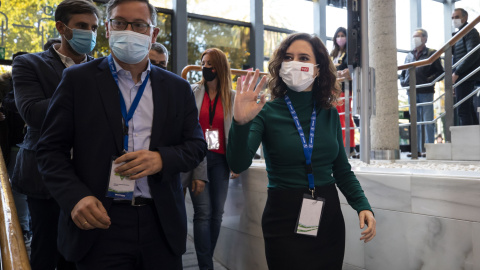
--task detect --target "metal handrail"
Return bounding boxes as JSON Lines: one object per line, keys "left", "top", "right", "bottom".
{"left": 0, "top": 147, "right": 31, "bottom": 270}
{"left": 181, "top": 65, "right": 269, "bottom": 80}
{"left": 398, "top": 15, "right": 480, "bottom": 71}
{"left": 398, "top": 43, "right": 480, "bottom": 90}
{"left": 399, "top": 87, "right": 480, "bottom": 127}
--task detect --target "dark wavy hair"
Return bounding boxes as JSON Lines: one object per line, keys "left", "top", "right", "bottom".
{"left": 268, "top": 33, "right": 340, "bottom": 109}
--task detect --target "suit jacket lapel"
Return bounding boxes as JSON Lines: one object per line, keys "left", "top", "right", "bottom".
{"left": 45, "top": 46, "right": 66, "bottom": 81}
{"left": 96, "top": 57, "right": 124, "bottom": 154}
{"left": 149, "top": 67, "right": 167, "bottom": 149}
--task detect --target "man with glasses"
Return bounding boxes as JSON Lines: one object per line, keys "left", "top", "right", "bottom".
{"left": 36, "top": 0, "right": 207, "bottom": 269}
{"left": 12, "top": 0, "right": 99, "bottom": 269}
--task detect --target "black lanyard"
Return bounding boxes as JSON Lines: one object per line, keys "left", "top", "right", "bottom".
{"left": 206, "top": 84, "right": 220, "bottom": 128}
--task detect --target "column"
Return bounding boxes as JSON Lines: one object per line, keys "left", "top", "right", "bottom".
{"left": 172, "top": 0, "right": 187, "bottom": 75}
{"left": 368, "top": 0, "right": 400, "bottom": 157}
{"left": 250, "top": 0, "right": 264, "bottom": 71}
{"left": 313, "top": 0, "right": 327, "bottom": 44}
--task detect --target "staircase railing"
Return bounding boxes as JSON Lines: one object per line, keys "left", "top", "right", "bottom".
{"left": 0, "top": 146, "right": 31, "bottom": 270}
{"left": 397, "top": 14, "right": 480, "bottom": 159}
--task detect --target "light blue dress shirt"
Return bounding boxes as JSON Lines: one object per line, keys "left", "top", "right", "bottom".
{"left": 113, "top": 58, "right": 153, "bottom": 198}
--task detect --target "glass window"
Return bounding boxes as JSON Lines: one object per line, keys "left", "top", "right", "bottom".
{"left": 422, "top": 0, "right": 444, "bottom": 50}
{"left": 150, "top": 0, "right": 172, "bottom": 9}
{"left": 154, "top": 13, "right": 173, "bottom": 71}
{"left": 264, "top": 30, "right": 288, "bottom": 72}
{"left": 0, "top": 0, "right": 63, "bottom": 59}
{"left": 396, "top": 0, "right": 411, "bottom": 51}
{"left": 187, "top": 0, "right": 250, "bottom": 22}
{"left": 186, "top": 17, "right": 250, "bottom": 84}
{"left": 326, "top": 6, "right": 347, "bottom": 38}
{"left": 454, "top": 0, "right": 480, "bottom": 33}
{"left": 264, "top": 30, "right": 288, "bottom": 59}
{"left": 264, "top": 0, "right": 313, "bottom": 33}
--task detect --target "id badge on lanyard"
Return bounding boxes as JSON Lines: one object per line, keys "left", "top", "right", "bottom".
{"left": 206, "top": 89, "right": 220, "bottom": 150}
{"left": 295, "top": 194, "right": 325, "bottom": 236}
{"left": 205, "top": 129, "right": 220, "bottom": 150}
{"left": 106, "top": 156, "right": 134, "bottom": 200}
{"left": 285, "top": 95, "right": 326, "bottom": 237}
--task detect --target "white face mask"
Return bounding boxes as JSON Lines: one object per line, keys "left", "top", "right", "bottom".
{"left": 279, "top": 61, "right": 317, "bottom": 92}
{"left": 452, "top": 18, "right": 463, "bottom": 29}
{"left": 109, "top": 30, "right": 151, "bottom": 64}
{"left": 412, "top": 37, "right": 422, "bottom": 49}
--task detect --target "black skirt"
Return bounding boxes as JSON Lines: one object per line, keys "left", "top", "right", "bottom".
{"left": 262, "top": 184, "right": 345, "bottom": 270}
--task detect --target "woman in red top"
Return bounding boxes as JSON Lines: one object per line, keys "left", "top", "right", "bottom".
{"left": 185, "top": 48, "right": 237, "bottom": 270}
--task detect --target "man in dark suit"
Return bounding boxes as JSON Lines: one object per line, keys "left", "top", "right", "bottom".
{"left": 36, "top": 0, "right": 207, "bottom": 269}
{"left": 451, "top": 8, "right": 480, "bottom": 126}
{"left": 12, "top": 0, "right": 99, "bottom": 269}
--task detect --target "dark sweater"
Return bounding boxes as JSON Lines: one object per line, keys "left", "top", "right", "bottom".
{"left": 226, "top": 89, "right": 372, "bottom": 214}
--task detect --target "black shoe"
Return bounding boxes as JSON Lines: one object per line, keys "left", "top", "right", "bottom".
{"left": 407, "top": 152, "right": 422, "bottom": 158}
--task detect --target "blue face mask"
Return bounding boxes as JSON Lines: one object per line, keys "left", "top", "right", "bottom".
{"left": 109, "top": 30, "right": 151, "bottom": 64}
{"left": 64, "top": 25, "right": 96, "bottom": 54}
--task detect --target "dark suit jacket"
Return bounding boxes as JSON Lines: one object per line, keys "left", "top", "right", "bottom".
{"left": 36, "top": 57, "right": 207, "bottom": 262}
{"left": 11, "top": 46, "right": 93, "bottom": 198}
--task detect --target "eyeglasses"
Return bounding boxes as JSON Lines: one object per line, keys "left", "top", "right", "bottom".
{"left": 109, "top": 19, "right": 152, "bottom": 34}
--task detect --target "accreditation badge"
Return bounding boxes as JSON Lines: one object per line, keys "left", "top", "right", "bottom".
{"left": 295, "top": 194, "right": 325, "bottom": 237}
{"left": 106, "top": 156, "right": 134, "bottom": 201}
{"left": 205, "top": 129, "right": 220, "bottom": 150}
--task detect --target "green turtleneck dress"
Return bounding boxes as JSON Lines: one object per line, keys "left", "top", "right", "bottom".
{"left": 226, "top": 89, "right": 372, "bottom": 214}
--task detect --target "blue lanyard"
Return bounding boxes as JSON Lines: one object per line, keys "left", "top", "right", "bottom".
{"left": 108, "top": 55, "right": 151, "bottom": 151}
{"left": 284, "top": 95, "right": 317, "bottom": 194}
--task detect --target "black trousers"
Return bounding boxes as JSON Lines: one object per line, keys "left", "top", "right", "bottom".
{"left": 76, "top": 203, "right": 182, "bottom": 270}
{"left": 455, "top": 80, "right": 480, "bottom": 126}
{"left": 27, "top": 197, "right": 76, "bottom": 270}
{"left": 262, "top": 184, "right": 345, "bottom": 270}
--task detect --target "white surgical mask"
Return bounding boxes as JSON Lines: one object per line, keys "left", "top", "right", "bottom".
{"left": 452, "top": 19, "right": 463, "bottom": 29}
{"left": 412, "top": 37, "right": 422, "bottom": 49}
{"left": 279, "top": 61, "right": 317, "bottom": 92}
{"left": 109, "top": 30, "right": 151, "bottom": 64}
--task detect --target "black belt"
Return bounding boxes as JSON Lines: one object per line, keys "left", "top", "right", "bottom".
{"left": 113, "top": 197, "right": 154, "bottom": 206}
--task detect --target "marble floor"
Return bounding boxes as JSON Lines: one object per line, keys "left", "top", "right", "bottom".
{"left": 182, "top": 234, "right": 228, "bottom": 270}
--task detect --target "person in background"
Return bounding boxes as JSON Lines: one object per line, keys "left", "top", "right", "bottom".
{"left": 43, "top": 38, "right": 62, "bottom": 51}
{"left": 0, "top": 51, "right": 31, "bottom": 253}
{"left": 184, "top": 48, "right": 238, "bottom": 270}
{"left": 399, "top": 29, "right": 444, "bottom": 157}
{"left": 12, "top": 0, "right": 99, "bottom": 268}
{"left": 451, "top": 8, "right": 480, "bottom": 126}
{"left": 149, "top": 42, "right": 168, "bottom": 69}
{"left": 330, "top": 27, "right": 357, "bottom": 158}
{"left": 227, "top": 33, "right": 376, "bottom": 269}
{"left": 36, "top": 0, "right": 206, "bottom": 268}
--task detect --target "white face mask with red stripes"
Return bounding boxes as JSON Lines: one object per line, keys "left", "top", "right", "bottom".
{"left": 280, "top": 61, "right": 317, "bottom": 92}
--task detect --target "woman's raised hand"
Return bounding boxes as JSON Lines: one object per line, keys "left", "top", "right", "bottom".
{"left": 233, "top": 69, "right": 268, "bottom": 125}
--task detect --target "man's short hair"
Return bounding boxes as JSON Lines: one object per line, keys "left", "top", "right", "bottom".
{"left": 454, "top": 8, "right": 468, "bottom": 18}
{"left": 106, "top": 0, "right": 157, "bottom": 26}
{"left": 43, "top": 38, "right": 62, "bottom": 51}
{"left": 151, "top": 42, "right": 168, "bottom": 59}
{"left": 415, "top": 28, "right": 428, "bottom": 38}
{"left": 55, "top": 0, "right": 101, "bottom": 25}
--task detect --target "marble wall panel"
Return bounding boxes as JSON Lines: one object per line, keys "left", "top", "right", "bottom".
{"left": 352, "top": 172, "right": 411, "bottom": 212}
{"left": 472, "top": 222, "right": 480, "bottom": 270}
{"left": 364, "top": 209, "right": 474, "bottom": 270}
{"left": 342, "top": 205, "right": 366, "bottom": 269}
{"left": 412, "top": 175, "right": 480, "bottom": 222}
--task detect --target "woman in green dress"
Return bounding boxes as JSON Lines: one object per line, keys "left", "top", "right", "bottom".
{"left": 226, "top": 33, "right": 376, "bottom": 269}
